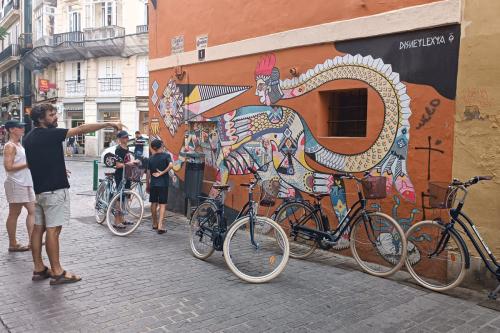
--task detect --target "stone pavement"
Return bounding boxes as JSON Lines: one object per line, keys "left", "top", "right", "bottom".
{"left": 0, "top": 160, "right": 499, "bottom": 333}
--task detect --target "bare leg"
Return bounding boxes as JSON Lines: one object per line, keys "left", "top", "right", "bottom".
{"left": 158, "top": 204, "right": 166, "bottom": 231}
{"left": 45, "top": 226, "right": 63, "bottom": 275}
{"left": 24, "top": 202, "right": 35, "bottom": 248}
{"left": 31, "top": 225, "right": 46, "bottom": 272}
{"left": 151, "top": 202, "right": 158, "bottom": 228}
{"left": 6, "top": 203, "right": 23, "bottom": 248}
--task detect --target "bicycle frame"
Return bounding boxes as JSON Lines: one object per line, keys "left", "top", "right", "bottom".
{"left": 195, "top": 180, "right": 261, "bottom": 250}
{"left": 286, "top": 188, "right": 369, "bottom": 244}
{"left": 432, "top": 184, "right": 500, "bottom": 279}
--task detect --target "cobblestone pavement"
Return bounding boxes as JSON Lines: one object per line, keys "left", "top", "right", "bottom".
{"left": 0, "top": 160, "right": 499, "bottom": 333}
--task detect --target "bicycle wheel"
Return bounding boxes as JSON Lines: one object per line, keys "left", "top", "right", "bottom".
{"left": 129, "top": 182, "right": 152, "bottom": 219}
{"left": 95, "top": 181, "right": 109, "bottom": 224}
{"left": 350, "top": 211, "right": 407, "bottom": 277}
{"left": 405, "top": 220, "right": 466, "bottom": 291}
{"left": 223, "top": 216, "right": 289, "bottom": 283}
{"left": 106, "top": 190, "right": 144, "bottom": 236}
{"left": 274, "top": 201, "right": 321, "bottom": 259}
{"left": 189, "top": 201, "right": 217, "bottom": 260}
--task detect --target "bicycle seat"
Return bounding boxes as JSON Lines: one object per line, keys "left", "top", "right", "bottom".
{"left": 104, "top": 172, "right": 115, "bottom": 177}
{"left": 213, "top": 184, "right": 230, "bottom": 191}
{"left": 309, "top": 193, "right": 329, "bottom": 200}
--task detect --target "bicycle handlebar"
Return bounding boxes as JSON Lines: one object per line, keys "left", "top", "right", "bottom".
{"left": 451, "top": 175, "right": 493, "bottom": 187}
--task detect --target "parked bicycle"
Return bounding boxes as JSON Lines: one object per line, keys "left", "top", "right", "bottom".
{"left": 95, "top": 164, "right": 145, "bottom": 236}
{"left": 273, "top": 173, "right": 407, "bottom": 277}
{"left": 189, "top": 168, "right": 290, "bottom": 283}
{"left": 405, "top": 176, "right": 500, "bottom": 299}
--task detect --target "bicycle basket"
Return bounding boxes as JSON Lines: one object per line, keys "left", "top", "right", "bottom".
{"left": 125, "top": 164, "right": 145, "bottom": 182}
{"left": 428, "top": 181, "right": 456, "bottom": 209}
{"left": 259, "top": 179, "right": 280, "bottom": 207}
{"left": 361, "top": 176, "right": 387, "bottom": 199}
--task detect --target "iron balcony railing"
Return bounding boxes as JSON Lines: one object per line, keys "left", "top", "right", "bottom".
{"left": 137, "top": 77, "right": 148, "bottom": 91}
{"left": 0, "top": 44, "right": 20, "bottom": 63}
{"left": 65, "top": 80, "right": 86, "bottom": 95}
{"left": 136, "top": 25, "right": 148, "bottom": 34}
{"left": 98, "top": 78, "right": 121, "bottom": 93}
{"left": 1, "top": 82, "right": 21, "bottom": 97}
{"left": 53, "top": 31, "right": 85, "bottom": 45}
{"left": 18, "top": 33, "right": 33, "bottom": 50}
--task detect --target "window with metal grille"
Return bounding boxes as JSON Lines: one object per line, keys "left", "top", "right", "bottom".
{"left": 327, "top": 89, "right": 367, "bottom": 137}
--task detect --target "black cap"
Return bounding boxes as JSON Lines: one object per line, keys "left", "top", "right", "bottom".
{"left": 150, "top": 139, "right": 163, "bottom": 150}
{"left": 116, "top": 130, "right": 129, "bottom": 138}
{"left": 4, "top": 120, "right": 26, "bottom": 130}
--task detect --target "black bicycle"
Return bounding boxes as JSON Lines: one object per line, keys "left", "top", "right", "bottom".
{"left": 188, "top": 169, "right": 290, "bottom": 283}
{"left": 273, "top": 173, "right": 407, "bottom": 277}
{"left": 405, "top": 176, "right": 500, "bottom": 299}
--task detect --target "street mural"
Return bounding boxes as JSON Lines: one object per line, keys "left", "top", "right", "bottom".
{"left": 151, "top": 52, "right": 414, "bottom": 250}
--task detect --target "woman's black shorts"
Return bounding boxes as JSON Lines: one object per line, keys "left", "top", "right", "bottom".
{"left": 149, "top": 186, "right": 168, "bottom": 204}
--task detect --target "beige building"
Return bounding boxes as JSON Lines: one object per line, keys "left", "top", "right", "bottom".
{"left": 23, "top": 0, "right": 149, "bottom": 155}
{"left": 0, "top": 0, "right": 24, "bottom": 126}
{"left": 454, "top": 0, "right": 500, "bottom": 288}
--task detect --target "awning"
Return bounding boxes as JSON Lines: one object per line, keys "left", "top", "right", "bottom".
{"left": 63, "top": 103, "right": 84, "bottom": 112}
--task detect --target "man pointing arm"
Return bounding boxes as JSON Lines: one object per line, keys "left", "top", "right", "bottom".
{"left": 23, "top": 103, "right": 123, "bottom": 285}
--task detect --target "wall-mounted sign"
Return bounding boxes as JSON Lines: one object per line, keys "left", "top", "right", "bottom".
{"left": 39, "top": 79, "right": 49, "bottom": 92}
{"left": 38, "top": 79, "right": 57, "bottom": 93}
{"left": 196, "top": 34, "right": 208, "bottom": 61}
{"left": 171, "top": 35, "right": 184, "bottom": 54}
{"left": 196, "top": 35, "right": 208, "bottom": 50}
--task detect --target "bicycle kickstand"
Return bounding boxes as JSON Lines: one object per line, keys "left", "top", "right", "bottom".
{"left": 488, "top": 284, "right": 500, "bottom": 300}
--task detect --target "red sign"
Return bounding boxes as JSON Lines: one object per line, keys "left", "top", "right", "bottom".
{"left": 39, "top": 79, "right": 49, "bottom": 93}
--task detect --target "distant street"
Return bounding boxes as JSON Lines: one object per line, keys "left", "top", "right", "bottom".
{"left": 0, "top": 159, "right": 499, "bottom": 333}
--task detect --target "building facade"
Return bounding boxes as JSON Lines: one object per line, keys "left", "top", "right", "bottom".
{"left": 149, "top": 0, "right": 499, "bottom": 288}
{"left": 22, "top": 0, "right": 149, "bottom": 155}
{"left": 0, "top": 0, "right": 28, "bottom": 129}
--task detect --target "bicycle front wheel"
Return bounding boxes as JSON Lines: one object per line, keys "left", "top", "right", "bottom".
{"left": 189, "top": 201, "right": 217, "bottom": 260}
{"left": 274, "top": 201, "right": 321, "bottom": 259}
{"left": 405, "top": 220, "right": 466, "bottom": 291}
{"left": 106, "top": 190, "right": 144, "bottom": 236}
{"left": 223, "top": 216, "right": 289, "bottom": 283}
{"left": 350, "top": 212, "right": 407, "bottom": 277}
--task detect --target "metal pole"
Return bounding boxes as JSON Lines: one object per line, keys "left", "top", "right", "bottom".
{"left": 93, "top": 160, "right": 98, "bottom": 191}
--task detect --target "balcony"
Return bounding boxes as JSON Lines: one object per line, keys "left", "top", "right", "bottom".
{"left": 0, "top": 0, "right": 20, "bottom": 29}
{"left": 66, "top": 80, "right": 86, "bottom": 97}
{"left": 54, "top": 31, "right": 85, "bottom": 45}
{"left": 0, "top": 44, "right": 20, "bottom": 72}
{"left": 136, "top": 25, "right": 148, "bottom": 34}
{"left": 136, "top": 77, "right": 148, "bottom": 96}
{"left": 98, "top": 78, "right": 121, "bottom": 96}
{"left": 18, "top": 33, "right": 33, "bottom": 55}
{"left": 84, "top": 26, "right": 125, "bottom": 41}
{"left": 0, "top": 82, "right": 20, "bottom": 101}
{"left": 22, "top": 25, "right": 148, "bottom": 71}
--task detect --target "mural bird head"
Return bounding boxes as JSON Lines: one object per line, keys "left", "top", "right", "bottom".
{"left": 255, "top": 54, "right": 284, "bottom": 106}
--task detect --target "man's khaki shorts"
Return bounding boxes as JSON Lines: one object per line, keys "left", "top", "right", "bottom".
{"left": 35, "top": 189, "right": 70, "bottom": 228}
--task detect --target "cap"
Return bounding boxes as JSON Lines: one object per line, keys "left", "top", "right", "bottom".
{"left": 150, "top": 139, "right": 163, "bottom": 150}
{"left": 4, "top": 120, "right": 26, "bottom": 130}
{"left": 116, "top": 130, "right": 129, "bottom": 138}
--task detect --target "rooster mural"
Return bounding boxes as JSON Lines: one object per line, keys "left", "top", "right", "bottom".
{"left": 152, "top": 53, "right": 415, "bottom": 202}
{"left": 151, "top": 53, "right": 415, "bottom": 250}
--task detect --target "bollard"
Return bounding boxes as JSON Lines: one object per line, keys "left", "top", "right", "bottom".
{"left": 93, "top": 160, "right": 98, "bottom": 191}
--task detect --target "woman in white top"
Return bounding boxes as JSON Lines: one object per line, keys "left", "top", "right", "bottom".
{"left": 3, "top": 120, "right": 35, "bottom": 252}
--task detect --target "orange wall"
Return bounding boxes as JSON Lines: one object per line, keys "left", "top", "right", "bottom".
{"left": 148, "top": 0, "right": 441, "bottom": 59}
{"left": 149, "top": 41, "right": 457, "bottom": 222}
